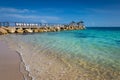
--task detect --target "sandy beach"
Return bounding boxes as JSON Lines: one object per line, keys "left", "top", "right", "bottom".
{"left": 0, "top": 41, "right": 26, "bottom": 80}
{"left": 0, "top": 27, "right": 120, "bottom": 80}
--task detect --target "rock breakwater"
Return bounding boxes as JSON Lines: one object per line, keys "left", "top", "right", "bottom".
{"left": 0, "top": 26, "right": 85, "bottom": 35}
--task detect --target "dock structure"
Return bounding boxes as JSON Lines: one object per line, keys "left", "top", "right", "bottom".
{"left": 0, "top": 22, "right": 65, "bottom": 27}
{"left": 0, "top": 22, "right": 9, "bottom": 27}
{"left": 0, "top": 21, "right": 86, "bottom": 35}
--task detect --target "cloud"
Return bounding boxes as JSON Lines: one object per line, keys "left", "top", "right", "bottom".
{"left": 41, "top": 20, "right": 47, "bottom": 23}
{"left": 7, "top": 14, "right": 60, "bottom": 20}
{"left": 0, "top": 13, "right": 60, "bottom": 22}
{"left": 0, "top": 7, "right": 35, "bottom": 13}
{"left": 0, "top": 7, "right": 60, "bottom": 22}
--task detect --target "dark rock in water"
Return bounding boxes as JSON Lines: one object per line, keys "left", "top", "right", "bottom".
{"left": 115, "top": 40, "right": 120, "bottom": 44}
{"left": 76, "top": 35, "right": 88, "bottom": 38}
{"left": 75, "top": 33, "right": 96, "bottom": 38}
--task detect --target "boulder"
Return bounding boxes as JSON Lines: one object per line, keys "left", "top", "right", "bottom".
{"left": 49, "top": 27, "right": 56, "bottom": 32}
{"left": 43, "top": 29, "right": 47, "bottom": 32}
{"left": 7, "top": 27, "right": 16, "bottom": 33}
{"left": 33, "top": 29, "right": 39, "bottom": 33}
{"left": 53, "top": 29, "right": 56, "bottom": 32}
{"left": 0, "top": 28, "right": 8, "bottom": 35}
{"left": 16, "top": 28, "right": 24, "bottom": 33}
{"left": 38, "top": 29, "right": 44, "bottom": 32}
{"left": 55, "top": 27, "right": 61, "bottom": 31}
{"left": 45, "top": 27, "right": 51, "bottom": 32}
{"left": 60, "top": 27, "right": 64, "bottom": 30}
{"left": 2, "top": 27, "right": 8, "bottom": 30}
{"left": 25, "top": 29, "right": 33, "bottom": 33}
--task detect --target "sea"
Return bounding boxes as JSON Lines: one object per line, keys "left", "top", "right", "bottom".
{"left": 1, "top": 27, "right": 120, "bottom": 80}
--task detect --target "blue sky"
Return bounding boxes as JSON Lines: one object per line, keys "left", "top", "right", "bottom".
{"left": 0, "top": 0, "right": 120, "bottom": 27}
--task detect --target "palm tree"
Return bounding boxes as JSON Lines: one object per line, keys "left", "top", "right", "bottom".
{"left": 69, "top": 21, "right": 76, "bottom": 27}
{"left": 77, "top": 21, "right": 84, "bottom": 27}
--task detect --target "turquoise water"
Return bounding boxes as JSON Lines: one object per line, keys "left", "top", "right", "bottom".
{"left": 3, "top": 27, "right": 120, "bottom": 79}
{"left": 16, "top": 27, "right": 120, "bottom": 69}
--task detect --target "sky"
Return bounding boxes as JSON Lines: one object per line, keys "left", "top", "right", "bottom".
{"left": 0, "top": 0, "right": 120, "bottom": 27}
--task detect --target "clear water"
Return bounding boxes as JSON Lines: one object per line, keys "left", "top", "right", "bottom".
{"left": 2, "top": 27, "right": 120, "bottom": 80}
{"left": 17, "top": 27, "right": 120, "bottom": 67}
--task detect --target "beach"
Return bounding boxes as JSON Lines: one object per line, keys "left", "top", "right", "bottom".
{"left": 0, "top": 40, "right": 32, "bottom": 80}
{"left": 0, "top": 27, "right": 120, "bottom": 80}
{"left": 0, "top": 0, "right": 120, "bottom": 79}
{"left": 0, "top": 41, "right": 24, "bottom": 80}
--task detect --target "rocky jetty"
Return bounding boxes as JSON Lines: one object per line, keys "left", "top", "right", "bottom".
{"left": 0, "top": 25, "right": 85, "bottom": 35}
{"left": 5, "top": 27, "right": 16, "bottom": 33}
{"left": 0, "top": 28, "right": 8, "bottom": 34}
{"left": 25, "top": 29, "right": 33, "bottom": 33}
{"left": 16, "top": 28, "right": 24, "bottom": 33}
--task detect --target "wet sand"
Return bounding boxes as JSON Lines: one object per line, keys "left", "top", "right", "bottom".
{"left": 0, "top": 41, "right": 24, "bottom": 80}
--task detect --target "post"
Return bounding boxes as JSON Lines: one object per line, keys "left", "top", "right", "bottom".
{"left": 15, "top": 22, "right": 17, "bottom": 27}
{"left": 38, "top": 23, "right": 42, "bottom": 27}
{"left": 0, "top": 22, "right": 1, "bottom": 27}
{"left": 7, "top": 22, "right": 9, "bottom": 27}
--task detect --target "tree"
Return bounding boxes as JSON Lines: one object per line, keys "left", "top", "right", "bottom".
{"left": 69, "top": 21, "right": 76, "bottom": 27}
{"left": 77, "top": 21, "right": 84, "bottom": 27}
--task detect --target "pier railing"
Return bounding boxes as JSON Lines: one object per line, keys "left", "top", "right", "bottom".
{"left": 0, "top": 22, "right": 65, "bottom": 28}
{"left": 0, "top": 21, "right": 86, "bottom": 35}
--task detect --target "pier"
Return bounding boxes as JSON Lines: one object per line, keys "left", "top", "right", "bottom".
{"left": 0, "top": 21, "right": 85, "bottom": 35}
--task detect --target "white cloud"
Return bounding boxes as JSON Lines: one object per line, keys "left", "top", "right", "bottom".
{"left": 0, "top": 7, "right": 35, "bottom": 13}
{"left": 0, "top": 13, "right": 60, "bottom": 22}
{"left": 0, "top": 7, "right": 60, "bottom": 22}
{"left": 40, "top": 20, "right": 47, "bottom": 23}
{"left": 7, "top": 14, "right": 60, "bottom": 20}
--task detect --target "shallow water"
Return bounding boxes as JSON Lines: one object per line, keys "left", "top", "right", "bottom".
{"left": 1, "top": 27, "right": 120, "bottom": 80}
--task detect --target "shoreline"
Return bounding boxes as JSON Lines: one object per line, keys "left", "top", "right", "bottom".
{"left": 0, "top": 40, "right": 31, "bottom": 80}
{"left": 16, "top": 51, "right": 32, "bottom": 80}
